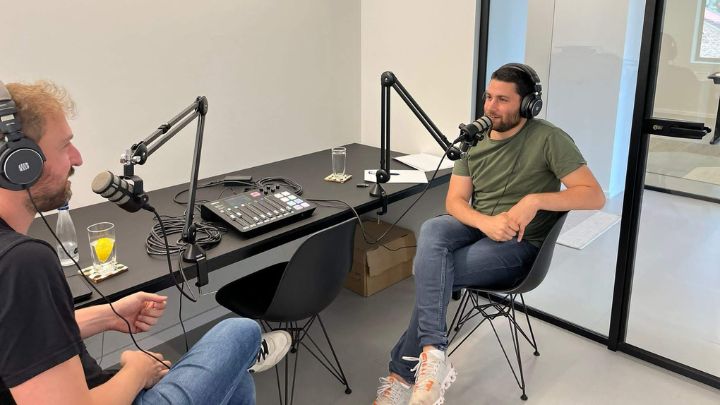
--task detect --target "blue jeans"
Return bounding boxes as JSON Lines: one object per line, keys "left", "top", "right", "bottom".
{"left": 134, "top": 318, "right": 261, "bottom": 405}
{"left": 389, "top": 215, "right": 539, "bottom": 383}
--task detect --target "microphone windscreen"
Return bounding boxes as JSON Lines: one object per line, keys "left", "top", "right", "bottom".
{"left": 92, "top": 171, "right": 133, "bottom": 205}
{"left": 91, "top": 171, "right": 113, "bottom": 194}
{"left": 472, "top": 116, "right": 492, "bottom": 132}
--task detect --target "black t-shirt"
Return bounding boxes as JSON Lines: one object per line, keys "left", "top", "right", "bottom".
{"left": 0, "top": 218, "right": 110, "bottom": 404}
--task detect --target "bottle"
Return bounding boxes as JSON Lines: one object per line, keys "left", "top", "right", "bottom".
{"left": 55, "top": 203, "right": 79, "bottom": 266}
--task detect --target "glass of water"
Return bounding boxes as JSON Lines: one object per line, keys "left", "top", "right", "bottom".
{"left": 87, "top": 222, "right": 116, "bottom": 276}
{"left": 332, "top": 147, "right": 347, "bottom": 178}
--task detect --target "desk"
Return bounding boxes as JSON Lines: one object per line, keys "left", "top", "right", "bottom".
{"left": 29, "top": 143, "right": 451, "bottom": 307}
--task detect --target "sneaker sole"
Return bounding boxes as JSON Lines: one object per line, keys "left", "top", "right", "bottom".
{"left": 432, "top": 363, "right": 457, "bottom": 405}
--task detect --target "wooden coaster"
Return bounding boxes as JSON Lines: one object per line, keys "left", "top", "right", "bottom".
{"left": 324, "top": 173, "right": 353, "bottom": 183}
{"left": 79, "top": 263, "right": 129, "bottom": 283}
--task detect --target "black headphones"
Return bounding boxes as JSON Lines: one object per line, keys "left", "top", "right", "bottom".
{"left": 0, "top": 81, "right": 46, "bottom": 191}
{"left": 501, "top": 63, "right": 543, "bottom": 119}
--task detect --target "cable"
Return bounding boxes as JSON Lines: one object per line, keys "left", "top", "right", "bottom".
{"left": 256, "top": 176, "right": 303, "bottom": 195}
{"left": 309, "top": 140, "right": 460, "bottom": 247}
{"left": 145, "top": 214, "right": 225, "bottom": 256}
{"left": 489, "top": 130, "right": 529, "bottom": 216}
{"left": 28, "top": 190, "right": 171, "bottom": 370}
{"left": 172, "top": 180, "right": 225, "bottom": 205}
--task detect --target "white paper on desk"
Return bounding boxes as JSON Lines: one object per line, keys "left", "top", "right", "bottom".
{"left": 393, "top": 153, "right": 454, "bottom": 171}
{"left": 364, "top": 170, "right": 428, "bottom": 184}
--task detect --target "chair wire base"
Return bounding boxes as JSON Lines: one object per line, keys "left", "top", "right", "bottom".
{"left": 261, "top": 314, "right": 351, "bottom": 405}
{"left": 448, "top": 291, "right": 539, "bottom": 401}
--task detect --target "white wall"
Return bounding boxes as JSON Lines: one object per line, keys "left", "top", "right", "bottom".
{"left": 3, "top": 0, "right": 360, "bottom": 208}
{"left": 360, "top": 0, "right": 478, "bottom": 155}
{"left": 3, "top": 0, "right": 360, "bottom": 362}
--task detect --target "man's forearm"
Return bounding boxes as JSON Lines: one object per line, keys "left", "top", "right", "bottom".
{"left": 89, "top": 366, "right": 145, "bottom": 405}
{"left": 446, "top": 197, "right": 488, "bottom": 230}
{"left": 75, "top": 305, "right": 113, "bottom": 339}
{"left": 525, "top": 186, "right": 605, "bottom": 212}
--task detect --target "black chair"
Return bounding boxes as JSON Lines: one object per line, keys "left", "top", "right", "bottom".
{"left": 215, "top": 219, "right": 357, "bottom": 405}
{"left": 447, "top": 212, "right": 568, "bottom": 401}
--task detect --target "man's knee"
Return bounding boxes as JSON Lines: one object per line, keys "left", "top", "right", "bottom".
{"left": 215, "top": 318, "right": 261, "bottom": 346}
{"left": 418, "top": 215, "right": 459, "bottom": 245}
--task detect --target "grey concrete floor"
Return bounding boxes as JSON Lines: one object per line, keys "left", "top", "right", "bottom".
{"left": 154, "top": 275, "right": 720, "bottom": 404}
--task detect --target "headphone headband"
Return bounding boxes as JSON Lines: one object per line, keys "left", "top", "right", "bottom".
{"left": 499, "top": 63, "right": 543, "bottom": 118}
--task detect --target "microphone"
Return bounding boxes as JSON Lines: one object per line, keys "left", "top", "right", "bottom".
{"left": 459, "top": 116, "right": 492, "bottom": 142}
{"left": 92, "top": 171, "right": 149, "bottom": 213}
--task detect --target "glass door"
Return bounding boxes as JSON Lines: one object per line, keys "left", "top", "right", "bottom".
{"left": 624, "top": 0, "right": 720, "bottom": 379}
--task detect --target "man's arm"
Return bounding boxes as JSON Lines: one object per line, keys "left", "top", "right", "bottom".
{"left": 446, "top": 174, "right": 519, "bottom": 241}
{"left": 76, "top": 292, "right": 167, "bottom": 339}
{"left": 9, "top": 351, "right": 167, "bottom": 405}
{"left": 507, "top": 165, "right": 606, "bottom": 240}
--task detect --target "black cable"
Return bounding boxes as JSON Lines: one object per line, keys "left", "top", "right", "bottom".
{"left": 256, "top": 176, "right": 303, "bottom": 195}
{"left": 150, "top": 210, "right": 198, "bottom": 304}
{"left": 146, "top": 214, "right": 225, "bottom": 256}
{"left": 309, "top": 140, "right": 459, "bottom": 247}
{"left": 173, "top": 180, "right": 225, "bottom": 205}
{"left": 489, "top": 131, "right": 529, "bottom": 216}
{"left": 27, "top": 190, "right": 171, "bottom": 370}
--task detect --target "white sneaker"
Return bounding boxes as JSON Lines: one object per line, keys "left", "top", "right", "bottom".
{"left": 404, "top": 350, "right": 456, "bottom": 405}
{"left": 374, "top": 375, "right": 412, "bottom": 405}
{"left": 249, "top": 330, "right": 292, "bottom": 373}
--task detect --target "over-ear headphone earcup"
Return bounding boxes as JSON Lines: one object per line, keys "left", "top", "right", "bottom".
{"left": 521, "top": 95, "right": 542, "bottom": 118}
{"left": 0, "top": 137, "right": 46, "bottom": 191}
{"left": 502, "top": 63, "right": 543, "bottom": 118}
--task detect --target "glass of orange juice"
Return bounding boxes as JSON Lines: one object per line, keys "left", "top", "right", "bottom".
{"left": 87, "top": 222, "right": 116, "bottom": 276}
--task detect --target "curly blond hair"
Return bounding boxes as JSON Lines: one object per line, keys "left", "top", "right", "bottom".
{"left": 6, "top": 80, "right": 76, "bottom": 142}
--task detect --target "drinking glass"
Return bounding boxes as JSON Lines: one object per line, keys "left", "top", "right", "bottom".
{"left": 87, "top": 222, "right": 116, "bottom": 276}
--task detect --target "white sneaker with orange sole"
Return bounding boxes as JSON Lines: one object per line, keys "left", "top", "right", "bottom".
{"left": 404, "top": 350, "right": 456, "bottom": 405}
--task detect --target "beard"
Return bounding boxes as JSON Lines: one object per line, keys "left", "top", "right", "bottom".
{"left": 25, "top": 168, "right": 74, "bottom": 212}
{"left": 492, "top": 111, "right": 522, "bottom": 133}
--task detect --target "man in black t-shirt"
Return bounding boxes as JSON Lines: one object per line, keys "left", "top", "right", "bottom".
{"left": 0, "top": 81, "right": 291, "bottom": 405}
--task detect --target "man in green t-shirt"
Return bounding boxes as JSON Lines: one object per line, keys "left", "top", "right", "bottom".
{"left": 374, "top": 64, "right": 605, "bottom": 405}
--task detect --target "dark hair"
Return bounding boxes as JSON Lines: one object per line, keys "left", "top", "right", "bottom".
{"left": 490, "top": 65, "right": 534, "bottom": 98}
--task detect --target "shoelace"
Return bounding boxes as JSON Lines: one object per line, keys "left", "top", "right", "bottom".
{"left": 256, "top": 339, "right": 269, "bottom": 363}
{"left": 376, "top": 377, "right": 408, "bottom": 402}
{"left": 403, "top": 354, "right": 441, "bottom": 392}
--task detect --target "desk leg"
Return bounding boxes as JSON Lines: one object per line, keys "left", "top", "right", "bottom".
{"left": 712, "top": 97, "right": 720, "bottom": 145}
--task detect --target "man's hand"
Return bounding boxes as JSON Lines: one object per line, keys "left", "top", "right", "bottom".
{"left": 109, "top": 292, "right": 167, "bottom": 333}
{"left": 120, "top": 350, "right": 171, "bottom": 389}
{"left": 506, "top": 195, "right": 539, "bottom": 242}
{"left": 478, "top": 212, "right": 520, "bottom": 242}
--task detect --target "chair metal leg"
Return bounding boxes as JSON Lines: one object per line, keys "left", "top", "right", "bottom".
{"left": 316, "top": 315, "right": 352, "bottom": 394}
{"left": 519, "top": 294, "right": 539, "bottom": 356}
{"left": 269, "top": 314, "right": 352, "bottom": 403}
{"left": 509, "top": 297, "right": 528, "bottom": 400}
{"left": 446, "top": 291, "right": 538, "bottom": 400}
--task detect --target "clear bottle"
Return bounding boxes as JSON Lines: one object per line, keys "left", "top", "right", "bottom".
{"left": 55, "top": 203, "right": 79, "bottom": 266}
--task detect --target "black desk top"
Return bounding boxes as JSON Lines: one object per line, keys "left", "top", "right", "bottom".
{"left": 29, "top": 143, "right": 451, "bottom": 307}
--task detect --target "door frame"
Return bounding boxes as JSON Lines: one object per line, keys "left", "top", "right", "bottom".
{"left": 474, "top": 0, "right": 720, "bottom": 389}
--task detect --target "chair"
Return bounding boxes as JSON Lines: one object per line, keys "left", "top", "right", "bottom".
{"left": 215, "top": 218, "right": 357, "bottom": 405}
{"left": 447, "top": 212, "right": 568, "bottom": 401}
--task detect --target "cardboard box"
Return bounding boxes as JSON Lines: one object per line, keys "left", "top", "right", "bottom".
{"left": 344, "top": 220, "right": 416, "bottom": 296}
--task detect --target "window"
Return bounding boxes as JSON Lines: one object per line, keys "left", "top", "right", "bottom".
{"left": 694, "top": 0, "right": 720, "bottom": 62}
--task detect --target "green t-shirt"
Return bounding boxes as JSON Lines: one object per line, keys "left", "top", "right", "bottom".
{"left": 452, "top": 118, "right": 586, "bottom": 246}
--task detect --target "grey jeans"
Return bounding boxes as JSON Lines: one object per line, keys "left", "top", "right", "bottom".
{"left": 389, "top": 215, "right": 539, "bottom": 383}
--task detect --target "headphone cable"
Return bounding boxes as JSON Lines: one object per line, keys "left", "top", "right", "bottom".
{"left": 28, "top": 190, "right": 171, "bottom": 370}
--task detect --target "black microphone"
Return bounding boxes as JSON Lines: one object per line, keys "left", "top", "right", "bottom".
{"left": 459, "top": 116, "right": 492, "bottom": 142}
{"left": 92, "top": 171, "right": 149, "bottom": 213}
{"left": 457, "top": 116, "right": 492, "bottom": 156}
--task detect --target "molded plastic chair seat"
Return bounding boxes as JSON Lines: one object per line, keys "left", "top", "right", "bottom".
{"left": 216, "top": 218, "right": 357, "bottom": 404}
{"left": 448, "top": 212, "right": 568, "bottom": 401}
